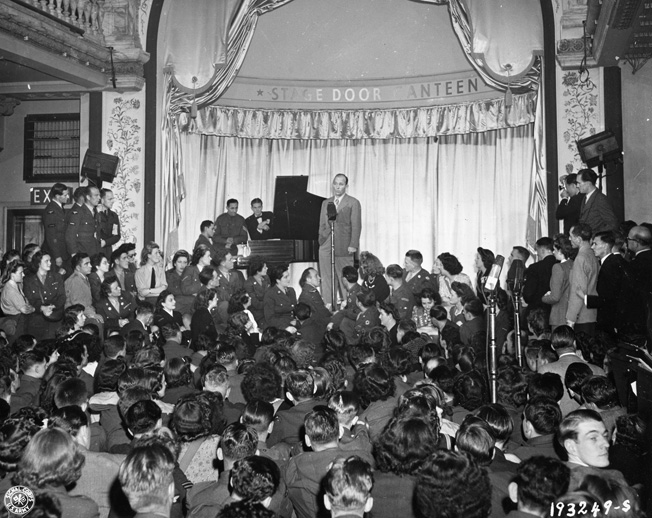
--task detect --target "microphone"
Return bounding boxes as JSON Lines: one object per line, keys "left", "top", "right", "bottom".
{"left": 327, "top": 202, "right": 337, "bottom": 221}
{"left": 484, "top": 255, "right": 504, "bottom": 292}
{"left": 506, "top": 259, "right": 525, "bottom": 292}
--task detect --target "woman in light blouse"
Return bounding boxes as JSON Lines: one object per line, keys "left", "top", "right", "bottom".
{"left": 0, "top": 261, "right": 34, "bottom": 337}
{"left": 135, "top": 242, "right": 167, "bottom": 305}
{"left": 432, "top": 252, "right": 473, "bottom": 314}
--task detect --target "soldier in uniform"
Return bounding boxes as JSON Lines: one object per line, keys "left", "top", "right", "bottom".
{"left": 41, "top": 183, "right": 70, "bottom": 276}
{"left": 347, "top": 290, "right": 380, "bottom": 344}
{"left": 97, "top": 188, "right": 121, "bottom": 258}
{"left": 386, "top": 264, "right": 415, "bottom": 320}
{"left": 403, "top": 249, "right": 437, "bottom": 297}
{"left": 65, "top": 186, "right": 101, "bottom": 258}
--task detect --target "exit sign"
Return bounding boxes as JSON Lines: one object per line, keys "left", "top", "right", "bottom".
{"left": 30, "top": 187, "right": 73, "bottom": 205}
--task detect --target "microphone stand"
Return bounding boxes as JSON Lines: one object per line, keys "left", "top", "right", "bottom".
{"left": 487, "top": 289, "right": 498, "bottom": 403}
{"left": 513, "top": 284, "right": 523, "bottom": 368}
{"left": 330, "top": 218, "right": 336, "bottom": 309}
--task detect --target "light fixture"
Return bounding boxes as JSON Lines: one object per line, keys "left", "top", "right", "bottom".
{"left": 190, "top": 76, "right": 198, "bottom": 119}
{"left": 503, "top": 64, "right": 513, "bottom": 108}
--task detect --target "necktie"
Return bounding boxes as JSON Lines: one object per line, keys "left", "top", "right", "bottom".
{"left": 150, "top": 267, "right": 156, "bottom": 289}
{"left": 334, "top": 198, "right": 340, "bottom": 208}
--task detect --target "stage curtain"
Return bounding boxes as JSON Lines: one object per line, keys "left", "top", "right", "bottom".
{"left": 177, "top": 91, "right": 536, "bottom": 139}
{"left": 173, "top": 125, "right": 533, "bottom": 279}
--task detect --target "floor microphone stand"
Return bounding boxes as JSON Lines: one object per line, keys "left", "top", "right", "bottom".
{"left": 513, "top": 287, "right": 524, "bottom": 367}
{"left": 329, "top": 219, "right": 336, "bottom": 309}
{"left": 487, "top": 290, "right": 498, "bottom": 403}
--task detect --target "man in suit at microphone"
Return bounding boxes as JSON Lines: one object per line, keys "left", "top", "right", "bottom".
{"left": 318, "top": 174, "right": 362, "bottom": 307}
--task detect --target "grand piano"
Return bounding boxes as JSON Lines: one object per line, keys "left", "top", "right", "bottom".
{"left": 236, "top": 176, "right": 324, "bottom": 268}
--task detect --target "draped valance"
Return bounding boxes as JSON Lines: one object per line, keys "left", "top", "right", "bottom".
{"left": 178, "top": 91, "right": 536, "bottom": 140}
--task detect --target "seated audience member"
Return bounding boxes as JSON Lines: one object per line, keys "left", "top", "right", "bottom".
{"left": 268, "top": 369, "right": 321, "bottom": 446}
{"left": 298, "top": 267, "right": 331, "bottom": 330}
{"left": 96, "top": 277, "right": 135, "bottom": 330}
{"left": 329, "top": 265, "right": 362, "bottom": 330}
{"left": 537, "top": 326, "right": 604, "bottom": 416}
{"left": 161, "top": 322, "right": 193, "bottom": 361}
{"left": 372, "top": 413, "right": 439, "bottom": 518}
{"left": 340, "top": 290, "right": 379, "bottom": 345}
{"left": 411, "top": 287, "right": 440, "bottom": 335}
{"left": 284, "top": 407, "right": 374, "bottom": 518}
{"left": 323, "top": 456, "right": 374, "bottom": 518}
{"left": 120, "top": 302, "right": 155, "bottom": 345}
{"left": 293, "top": 303, "right": 324, "bottom": 355}
{"left": 134, "top": 241, "right": 167, "bottom": 305}
{"left": 564, "top": 362, "right": 592, "bottom": 406}
{"left": 474, "top": 403, "right": 520, "bottom": 467}
{"left": 263, "top": 263, "right": 297, "bottom": 332}
{"left": 579, "top": 375, "right": 625, "bottom": 440}
{"left": 187, "top": 423, "right": 258, "bottom": 516}
{"left": 514, "top": 396, "right": 562, "bottom": 460}
{"left": 0, "top": 415, "right": 42, "bottom": 485}
{"left": 403, "top": 250, "right": 437, "bottom": 298}
{"left": 241, "top": 400, "right": 291, "bottom": 464}
{"left": 89, "top": 253, "right": 111, "bottom": 304}
{"left": 414, "top": 449, "right": 491, "bottom": 518}
{"left": 153, "top": 290, "right": 187, "bottom": 335}
{"left": 608, "top": 414, "right": 648, "bottom": 490}
{"left": 118, "top": 439, "right": 175, "bottom": 518}
{"left": 327, "top": 391, "right": 363, "bottom": 444}
{"left": 162, "top": 358, "right": 196, "bottom": 404}
{"left": 460, "top": 298, "right": 485, "bottom": 347}
{"left": 165, "top": 249, "right": 197, "bottom": 316}
{"left": 495, "top": 365, "right": 528, "bottom": 427}
{"left": 194, "top": 220, "right": 219, "bottom": 260}
{"left": 213, "top": 249, "right": 243, "bottom": 321}
{"left": 579, "top": 475, "right": 644, "bottom": 518}
{"left": 170, "top": 392, "right": 226, "bottom": 484}
{"left": 355, "top": 363, "right": 398, "bottom": 439}
{"left": 110, "top": 245, "right": 138, "bottom": 304}
{"left": 447, "top": 281, "right": 477, "bottom": 327}
{"left": 430, "top": 304, "right": 461, "bottom": 350}
{"left": 10, "top": 350, "right": 47, "bottom": 412}
{"left": 527, "top": 308, "right": 550, "bottom": 340}
{"left": 49, "top": 405, "right": 122, "bottom": 517}
{"left": 559, "top": 409, "right": 629, "bottom": 490}
{"left": 13, "top": 427, "right": 99, "bottom": 517}
{"left": 377, "top": 301, "right": 400, "bottom": 345}
{"left": 201, "top": 363, "right": 244, "bottom": 425}
{"left": 507, "top": 456, "right": 570, "bottom": 518}
{"left": 386, "top": 264, "right": 415, "bottom": 320}
{"left": 64, "top": 253, "right": 104, "bottom": 327}
{"left": 229, "top": 456, "right": 284, "bottom": 512}
{"left": 527, "top": 372, "right": 564, "bottom": 404}
{"left": 358, "top": 251, "right": 390, "bottom": 304}
{"left": 240, "top": 362, "right": 285, "bottom": 414}
{"left": 191, "top": 288, "right": 219, "bottom": 344}
{"left": 243, "top": 257, "right": 270, "bottom": 328}
{"left": 451, "top": 369, "right": 489, "bottom": 423}
{"left": 455, "top": 415, "right": 513, "bottom": 517}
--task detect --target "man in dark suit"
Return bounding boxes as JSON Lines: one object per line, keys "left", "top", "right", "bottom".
{"left": 65, "top": 186, "right": 101, "bottom": 258}
{"left": 318, "top": 174, "right": 362, "bottom": 307}
{"left": 582, "top": 231, "right": 635, "bottom": 336}
{"left": 626, "top": 225, "right": 652, "bottom": 336}
{"left": 555, "top": 173, "right": 583, "bottom": 234}
{"left": 97, "top": 188, "right": 121, "bottom": 259}
{"left": 577, "top": 168, "right": 618, "bottom": 233}
{"left": 298, "top": 267, "right": 331, "bottom": 335}
{"left": 523, "top": 237, "right": 558, "bottom": 315}
{"left": 194, "top": 220, "right": 220, "bottom": 260}
{"left": 42, "top": 182, "right": 70, "bottom": 276}
{"left": 245, "top": 197, "right": 274, "bottom": 240}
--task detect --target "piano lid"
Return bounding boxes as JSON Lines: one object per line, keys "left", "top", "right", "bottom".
{"left": 272, "top": 176, "right": 325, "bottom": 240}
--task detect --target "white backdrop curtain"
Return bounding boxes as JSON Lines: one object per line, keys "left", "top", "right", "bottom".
{"left": 173, "top": 125, "right": 533, "bottom": 277}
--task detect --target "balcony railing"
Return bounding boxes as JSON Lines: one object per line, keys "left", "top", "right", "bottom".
{"left": 11, "top": 0, "right": 105, "bottom": 40}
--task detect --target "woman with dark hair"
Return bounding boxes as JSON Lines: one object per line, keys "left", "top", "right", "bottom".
{"left": 449, "top": 281, "right": 477, "bottom": 327}
{"left": 165, "top": 249, "right": 197, "bottom": 316}
{"left": 23, "top": 251, "right": 66, "bottom": 340}
{"left": 0, "top": 261, "right": 35, "bottom": 338}
{"left": 181, "top": 245, "right": 211, "bottom": 301}
{"left": 411, "top": 287, "right": 441, "bottom": 334}
{"left": 542, "top": 233, "right": 575, "bottom": 330}
{"left": 475, "top": 247, "right": 497, "bottom": 304}
{"left": 377, "top": 301, "right": 400, "bottom": 346}
{"left": 190, "top": 288, "right": 219, "bottom": 343}
{"left": 88, "top": 253, "right": 110, "bottom": 304}
{"left": 371, "top": 413, "right": 439, "bottom": 518}
{"left": 244, "top": 257, "right": 270, "bottom": 328}
{"left": 263, "top": 263, "right": 297, "bottom": 331}
{"left": 0, "top": 416, "right": 41, "bottom": 482}
{"left": 153, "top": 290, "right": 186, "bottom": 331}
{"left": 134, "top": 241, "right": 167, "bottom": 305}
{"left": 22, "top": 243, "right": 40, "bottom": 265}
{"left": 170, "top": 391, "right": 226, "bottom": 484}
{"left": 433, "top": 252, "right": 473, "bottom": 315}
{"left": 95, "top": 277, "right": 135, "bottom": 330}
{"left": 496, "top": 365, "right": 528, "bottom": 426}
{"left": 451, "top": 369, "right": 489, "bottom": 423}
{"left": 358, "top": 251, "right": 389, "bottom": 303}
{"left": 162, "top": 358, "right": 196, "bottom": 404}
{"left": 355, "top": 363, "right": 397, "bottom": 439}
{"left": 0, "top": 250, "right": 20, "bottom": 279}
{"left": 12, "top": 427, "right": 98, "bottom": 517}
{"left": 228, "top": 289, "right": 259, "bottom": 335}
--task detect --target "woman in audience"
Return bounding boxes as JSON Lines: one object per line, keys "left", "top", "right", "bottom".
{"left": 263, "top": 263, "right": 297, "bottom": 331}
{"left": 433, "top": 252, "right": 473, "bottom": 313}
{"left": 228, "top": 289, "right": 259, "bottom": 334}
{"left": 23, "top": 251, "right": 66, "bottom": 341}
{"left": 448, "top": 281, "right": 477, "bottom": 326}
{"left": 96, "top": 277, "right": 135, "bottom": 331}
{"left": 12, "top": 427, "right": 99, "bottom": 517}
{"left": 475, "top": 247, "right": 496, "bottom": 304}
{"left": 184, "top": 245, "right": 212, "bottom": 296}
{"left": 153, "top": 290, "right": 186, "bottom": 331}
{"left": 0, "top": 250, "right": 20, "bottom": 279}
{"left": 190, "top": 288, "right": 219, "bottom": 343}
{"left": 371, "top": 413, "right": 439, "bottom": 518}
{"left": 88, "top": 253, "right": 110, "bottom": 304}
{"left": 496, "top": 364, "right": 528, "bottom": 428}
{"left": 0, "top": 261, "right": 34, "bottom": 338}
{"left": 162, "top": 358, "right": 196, "bottom": 404}
{"left": 134, "top": 242, "right": 167, "bottom": 305}
{"left": 165, "top": 249, "right": 197, "bottom": 317}
{"left": 170, "top": 391, "right": 227, "bottom": 484}
{"left": 0, "top": 415, "right": 41, "bottom": 486}
{"left": 542, "top": 233, "right": 574, "bottom": 330}
{"left": 451, "top": 369, "right": 488, "bottom": 423}
{"left": 355, "top": 363, "right": 397, "bottom": 439}
{"left": 358, "top": 251, "right": 389, "bottom": 303}
{"left": 411, "top": 287, "right": 440, "bottom": 334}
{"left": 244, "top": 257, "right": 270, "bottom": 328}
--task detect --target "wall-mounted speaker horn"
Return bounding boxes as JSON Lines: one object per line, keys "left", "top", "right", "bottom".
{"left": 576, "top": 129, "right": 621, "bottom": 168}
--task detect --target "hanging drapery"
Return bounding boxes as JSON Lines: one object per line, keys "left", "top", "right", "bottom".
{"left": 178, "top": 91, "right": 537, "bottom": 139}
{"left": 447, "top": 0, "right": 543, "bottom": 90}
{"left": 161, "top": 0, "right": 295, "bottom": 255}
